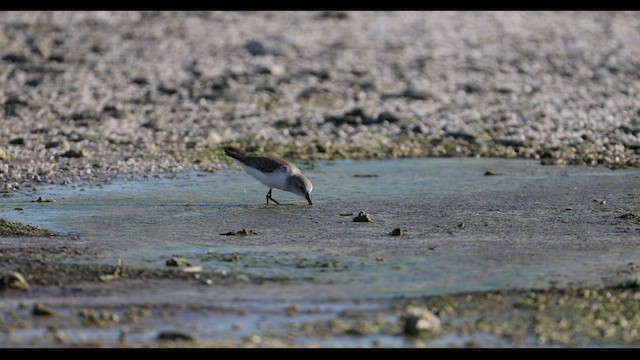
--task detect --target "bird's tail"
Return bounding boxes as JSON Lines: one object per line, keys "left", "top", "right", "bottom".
{"left": 224, "top": 149, "right": 245, "bottom": 162}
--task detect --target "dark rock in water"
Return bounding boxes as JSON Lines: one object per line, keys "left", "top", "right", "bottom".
{"left": 484, "top": 170, "right": 501, "bottom": 176}
{"left": 353, "top": 211, "right": 373, "bottom": 223}
{"left": 390, "top": 228, "right": 405, "bottom": 236}
{"left": 156, "top": 331, "right": 195, "bottom": 342}
{"left": 166, "top": 257, "right": 191, "bottom": 267}
{"left": 32, "top": 302, "right": 58, "bottom": 317}
{"left": 9, "top": 138, "right": 25, "bottom": 145}
{"left": 220, "top": 229, "right": 257, "bottom": 236}
{"left": 354, "top": 174, "right": 379, "bottom": 178}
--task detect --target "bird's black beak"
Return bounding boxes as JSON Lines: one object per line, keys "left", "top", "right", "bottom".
{"left": 306, "top": 194, "right": 313, "bottom": 205}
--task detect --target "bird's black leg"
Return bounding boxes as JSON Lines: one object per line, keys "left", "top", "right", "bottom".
{"left": 266, "top": 188, "right": 280, "bottom": 205}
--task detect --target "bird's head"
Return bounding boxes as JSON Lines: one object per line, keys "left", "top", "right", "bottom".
{"left": 290, "top": 174, "right": 313, "bottom": 205}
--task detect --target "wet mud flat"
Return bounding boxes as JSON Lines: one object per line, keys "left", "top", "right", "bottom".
{"left": 1, "top": 158, "right": 640, "bottom": 347}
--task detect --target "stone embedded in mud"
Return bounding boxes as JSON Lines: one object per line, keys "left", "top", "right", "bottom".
{"left": 166, "top": 257, "right": 192, "bottom": 267}
{"left": 617, "top": 213, "right": 640, "bottom": 219}
{"left": 0, "top": 271, "right": 30, "bottom": 290}
{"left": 401, "top": 306, "right": 441, "bottom": 336}
{"left": 32, "top": 302, "right": 58, "bottom": 317}
{"left": 220, "top": 229, "right": 257, "bottom": 236}
{"left": 353, "top": 211, "right": 373, "bottom": 223}
{"left": 390, "top": 228, "right": 405, "bottom": 236}
{"left": 222, "top": 253, "right": 241, "bottom": 262}
{"left": 79, "top": 309, "right": 120, "bottom": 327}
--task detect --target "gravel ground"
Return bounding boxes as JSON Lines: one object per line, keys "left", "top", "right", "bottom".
{"left": 2, "top": 11, "right": 640, "bottom": 190}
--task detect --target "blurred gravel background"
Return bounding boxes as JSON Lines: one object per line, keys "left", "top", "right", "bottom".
{"left": 1, "top": 11, "right": 639, "bottom": 190}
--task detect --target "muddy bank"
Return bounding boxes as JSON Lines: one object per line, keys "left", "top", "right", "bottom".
{"left": 2, "top": 11, "right": 640, "bottom": 192}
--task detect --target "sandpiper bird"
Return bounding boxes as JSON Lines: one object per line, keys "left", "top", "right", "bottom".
{"left": 224, "top": 150, "right": 313, "bottom": 205}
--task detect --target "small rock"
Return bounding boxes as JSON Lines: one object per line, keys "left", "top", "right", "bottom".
{"left": 389, "top": 228, "right": 405, "bottom": 236}
{"left": 617, "top": 213, "right": 640, "bottom": 219}
{"left": 45, "top": 141, "right": 60, "bottom": 149}
{"left": 222, "top": 253, "right": 241, "bottom": 262}
{"left": 354, "top": 174, "right": 379, "bottom": 178}
{"left": 458, "top": 223, "right": 465, "bottom": 229}
{"left": 484, "top": 170, "right": 501, "bottom": 176}
{"left": 157, "top": 331, "right": 195, "bottom": 342}
{"left": 353, "top": 211, "right": 373, "bottom": 222}
{"left": 166, "top": 257, "right": 191, "bottom": 267}
{"left": 220, "top": 229, "right": 257, "bottom": 236}
{"left": 132, "top": 77, "right": 149, "bottom": 86}
{"left": 375, "top": 256, "right": 385, "bottom": 262}
{"left": 2, "top": 53, "right": 28, "bottom": 63}
{"left": 79, "top": 309, "right": 120, "bottom": 327}
{"left": 400, "top": 87, "right": 433, "bottom": 100}
{"left": 60, "top": 149, "right": 88, "bottom": 158}
{"left": 34, "top": 196, "right": 56, "bottom": 203}
{"left": 9, "top": 138, "right": 25, "bottom": 145}
{"left": 401, "top": 306, "right": 441, "bottom": 336}
{"left": 318, "top": 11, "right": 350, "bottom": 19}
{"left": 0, "top": 271, "right": 29, "bottom": 290}
{"left": 32, "top": 302, "right": 58, "bottom": 317}
{"left": 284, "top": 304, "right": 299, "bottom": 317}
{"left": 244, "top": 40, "right": 266, "bottom": 56}
{"left": 445, "top": 130, "right": 477, "bottom": 143}
{"left": 339, "top": 213, "right": 354, "bottom": 216}
{"left": 461, "top": 81, "right": 486, "bottom": 94}
{"left": 600, "top": 200, "right": 607, "bottom": 205}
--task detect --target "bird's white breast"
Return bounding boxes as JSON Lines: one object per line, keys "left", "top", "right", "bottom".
{"left": 241, "top": 164, "right": 289, "bottom": 191}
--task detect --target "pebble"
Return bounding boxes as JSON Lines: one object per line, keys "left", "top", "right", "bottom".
{"left": 401, "top": 306, "right": 441, "bottom": 336}
{"left": 353, "top": 211, "right": 373, "bottom": 223}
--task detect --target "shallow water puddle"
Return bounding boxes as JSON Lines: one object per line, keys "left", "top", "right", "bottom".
{"left": 2, "top": 158, "right": 640, "bottom": 298}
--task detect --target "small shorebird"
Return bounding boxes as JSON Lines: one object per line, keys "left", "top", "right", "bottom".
{"left": 224, "top": 150, "right": 313, "bottom": 205}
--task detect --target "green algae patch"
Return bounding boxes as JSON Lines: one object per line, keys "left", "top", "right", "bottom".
{"left": 0, "top": 218, "right": 55, "bottom": 237}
